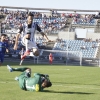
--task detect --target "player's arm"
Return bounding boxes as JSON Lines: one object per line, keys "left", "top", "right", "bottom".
{"left": 36, "top": 24, "right": 51, "bottom": 42}
{"left": 34, "top": 73, "right": 50, "bottom": 83}
{"left": 13, "top": 33, "right": 20, "bottom": 50}
{"left": 14, "top": 26, "right": 23, "bottom": 50}
{"left": 40, "top": 32, "right": 51, "bottom": 42}
{"left": 6, "top": 42, "right": 9, "bottom": 53}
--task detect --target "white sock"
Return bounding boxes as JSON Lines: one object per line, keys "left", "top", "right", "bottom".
{"left": 19, "top": 60, "right": 23, "bottom": 65}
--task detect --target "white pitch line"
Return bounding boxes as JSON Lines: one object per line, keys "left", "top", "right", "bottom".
{"left": 0, "top": 81, "right": 100, "bottom": 90}
{"left": 0, "top": 81, "right": 16, "bottom": 83}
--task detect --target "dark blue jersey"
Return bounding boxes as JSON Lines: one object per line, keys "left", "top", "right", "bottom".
{"left": 0, "top": 42, "right": 8, "bottom": 54}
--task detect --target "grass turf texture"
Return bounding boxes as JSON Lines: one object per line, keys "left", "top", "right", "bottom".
{"left": 0, "top": 62, "right": 100, "bottom": 100}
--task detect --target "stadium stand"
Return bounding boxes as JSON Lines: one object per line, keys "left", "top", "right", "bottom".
{"left": 53, "top": 39, "right": 99, "bottom": 59}
{"left": 72, "top": 14, "right": 96, "bottom": 25}
{"left": 1, "top": 6, "right": 100, "bottom": 66}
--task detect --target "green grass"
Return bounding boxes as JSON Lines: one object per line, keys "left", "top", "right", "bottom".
{"left": 0, "top": 62, "right": 100, "bottom": 100}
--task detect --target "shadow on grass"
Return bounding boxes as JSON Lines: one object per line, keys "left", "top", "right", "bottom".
{"left": 54, "top": 82, "right": 100, "bottom": 87}
{"left": 43, "top": 90, "right": 95, "bottom": 95}
{"left": 53, "top": 82, "right": 80, "bottom": 85}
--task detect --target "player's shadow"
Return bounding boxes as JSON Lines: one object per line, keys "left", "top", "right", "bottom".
{"left": 43, "top": 90, "right": 94, "bottom": 95}
{"left": 53, "top": 82, "right": 81, "bottom": 85}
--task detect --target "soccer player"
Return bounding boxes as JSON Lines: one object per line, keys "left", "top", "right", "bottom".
{"left": 19, "top": 47, "right": 25, "bottom": 63}
{"left": 14, "top": 12, "right": 52, "bottom": 65}
{"left": 0, "top": 34, "right": 9, "bottom": 66}
{"left": 49, "top": 53, "right": 53, "bottom": 64}
{"left": 7, "top": 65, "right": 52, "bottom": 92}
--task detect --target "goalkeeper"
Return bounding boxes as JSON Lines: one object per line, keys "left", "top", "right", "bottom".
{"left": 7, "top": 65, "right": 52, "bottom": 92}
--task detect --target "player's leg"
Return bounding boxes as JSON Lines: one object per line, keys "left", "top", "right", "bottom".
{"left": 21, "top": 36, "right": 34, "bottom": 59}
{"left": 18, "top": 68, "right": 31, "bottom": 77}
{"left": 21, "top": 38, "right": 31, "bottom": 60}
{"left": 7, "top": 65, "right": 31, "bottom": 81}
{"left": 7, "top": 65, "right": 30, "bottom": 72}
{"left": 21, "top": 49, "right": 30, "bottom": 59}
{"left": 16, "top": 68, "right": 31, "bottom": 82}
{"left": 32, "top": 48, "right": 39, "bottom": 56}
{"left": 19, "top": 50, "right": 30, "bottom": 66}
{"left": 13, "top": 67, "right": 30, "bottom": 72}
{"left": 20, "top": 40, "right": 39, "bottom": 65}
{"left": 30, "top": 41, "right": 39, "bottom": 56}
{"left": 20, "top": 49, "right": 39, "bottom": 66}
{"left": 49, "top": 60, "right": 53, "bottom": 64}
{"left": 23, "top": 34, "right": 31, "bottom": 52}
{"left": 20, "top": 37, "right": 31, "bottom": 65}
{"left": 0, "top": 54, "right": 4, "bottom": 66}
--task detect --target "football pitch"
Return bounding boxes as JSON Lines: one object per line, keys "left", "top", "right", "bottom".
{"left": 0, "top": 62, "right": 100, "bottom": 100}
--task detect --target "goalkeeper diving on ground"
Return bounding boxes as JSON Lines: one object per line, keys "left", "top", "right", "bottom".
{"left": 7, "top": 65, "right": 52, "bottom": 92}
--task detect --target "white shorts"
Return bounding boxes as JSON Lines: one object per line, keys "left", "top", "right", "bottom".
{"left": 21, "top": 38, "right": 38, "bottom": 50}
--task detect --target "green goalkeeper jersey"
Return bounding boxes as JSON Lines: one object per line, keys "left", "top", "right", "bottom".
{"left": 18, "top": 72, "right": 43, "bottom": 92}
